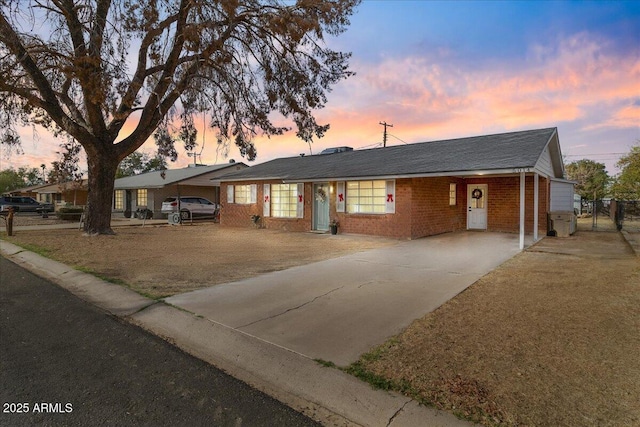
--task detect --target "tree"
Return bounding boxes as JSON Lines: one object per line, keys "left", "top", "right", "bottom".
{"left": 0, "top": 166, "right": 42, "bottom": 193}
{"left": 116, "top": 151, "right": 167, "bottom": 178}
{"left": 0, "top": 168, "right": 22, "bottom": 194}
{"left": 611, "top": 144, "right": 640, "bottom": 200}
{"left": 565, "top": 159, "right": 609, "bottom": 200}
{"left": 0, "top": 0, "right": 359, "bottom": 234}
{"left": 49, "top": 140, "right": 85, "bottom": 205}
{"left": 49, "top": 141, "right": 84, "bottom": 184}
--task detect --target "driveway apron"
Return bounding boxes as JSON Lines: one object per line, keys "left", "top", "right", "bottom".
{"left": 165, "top": 232, "right": 524, "bottom": 366}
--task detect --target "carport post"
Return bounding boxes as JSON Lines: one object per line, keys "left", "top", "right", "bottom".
{"left": 519, "top": 172, "right": 525, "bottom": 250}
{"left": 533, "top": 173, "right": 539, "bottom": 242}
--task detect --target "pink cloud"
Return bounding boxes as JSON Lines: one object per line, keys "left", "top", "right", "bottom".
{"left": 3, "top": 32, "right": 638, "bottom": 172}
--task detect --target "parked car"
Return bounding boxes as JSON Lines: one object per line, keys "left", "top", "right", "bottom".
{"left": 161, "top": 196, "right": 219, "bottom": 220}
{"left": 0, "top": 196, "right": 54, "bottom": 213}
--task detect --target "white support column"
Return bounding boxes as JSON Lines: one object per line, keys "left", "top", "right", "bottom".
{"left": 533, "top": 173, "right": 539, "bottom": 242}
{"left": 519, "top": 172, "right": 525, "bottom": 250}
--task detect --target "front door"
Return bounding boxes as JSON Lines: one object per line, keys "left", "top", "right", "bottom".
{"left": 313, "top": 183, "right": 330, "bottom": 231}
{"left": 467, "top": 184, "right": 488, "bottom": 230}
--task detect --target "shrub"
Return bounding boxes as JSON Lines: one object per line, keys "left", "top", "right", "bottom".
{"left": 56, "top": 206, "right": 84, "bottom": 221}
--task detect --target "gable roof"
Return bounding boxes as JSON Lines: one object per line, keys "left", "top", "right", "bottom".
{"left": 114, "top": 163, "right": 247, "bottom": 189}
{"left": 221, "top": 128, "right": 564, "bottom": 182}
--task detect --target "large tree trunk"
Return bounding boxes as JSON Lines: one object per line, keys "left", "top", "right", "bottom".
{"left": 84, "top": 152, "right": 119, "bottom": 235}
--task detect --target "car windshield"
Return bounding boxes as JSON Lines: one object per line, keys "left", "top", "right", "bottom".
{"left": 163, "top": 197, "right": 177, "bottom": 203}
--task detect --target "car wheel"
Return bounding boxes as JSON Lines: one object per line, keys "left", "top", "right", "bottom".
{"left": 180, "top": 210, "right": 190, "bottom": 220}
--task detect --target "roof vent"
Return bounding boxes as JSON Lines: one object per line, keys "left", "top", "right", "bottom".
{"left": 319, "top": 146, "right": 353, "bottom": 155}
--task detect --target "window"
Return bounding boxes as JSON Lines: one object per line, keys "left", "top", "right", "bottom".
{"left": 234, "top": 185, "right": 252, "bottom": 204}
{"left": 114, "top": 190, "right": 124, "bottom": 210}
{"left": 271, "top": 184, "right": 299, "bottom": 218}
{"left": 346, "top": 180, "right": 387, "bottom": 214}
{"left": 449, "top": 183, "right": 457, "bottom": 206}
{"left": 228, "top": 184, "right": 256, "bottom": 204}
{"left": 137, "top": 189, "right": 147, "bottom": 207}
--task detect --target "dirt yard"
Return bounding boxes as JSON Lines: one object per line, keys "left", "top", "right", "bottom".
{"left": 1, "top": 223, "right": 398, "bottom": 298}
{"left": 352, "top": 230, "right": 640, "bottom": 426}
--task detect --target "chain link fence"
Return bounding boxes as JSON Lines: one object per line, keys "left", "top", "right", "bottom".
{"left": 576, "top": 199, "right": 640, "bottom": 232}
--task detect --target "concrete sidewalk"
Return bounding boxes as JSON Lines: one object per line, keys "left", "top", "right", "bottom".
{"left": 0, "top": 233, "right": 514, "bottom": 426}
{"left": 167, "top": 232, "right": 524, "bottom": 367}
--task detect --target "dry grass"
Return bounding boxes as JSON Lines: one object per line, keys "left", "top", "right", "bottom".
{"left": 355, "top": 231, "right": 640, "bottom": 426}
{"left": 1, "top": 223, "right": 397, "bottom": 298}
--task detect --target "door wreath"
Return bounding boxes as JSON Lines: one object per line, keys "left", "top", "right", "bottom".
{"left": 471, "top": 188, "right": 483, "bottom": 199}
{"left": 315, "top": 188, "right": 327, "bottom": 202}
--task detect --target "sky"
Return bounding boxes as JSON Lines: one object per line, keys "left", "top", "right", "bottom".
{"left": 2, "top": 0, "right": 639, "bottom": 175}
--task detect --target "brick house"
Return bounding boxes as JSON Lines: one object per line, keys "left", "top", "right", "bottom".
{"left": 220, "top": 128, "right": 572, "bottom": 249}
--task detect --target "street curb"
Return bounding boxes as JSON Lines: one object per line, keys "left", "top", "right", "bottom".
{"left": 1, "top": 240, "right": 473, "bottom": 427}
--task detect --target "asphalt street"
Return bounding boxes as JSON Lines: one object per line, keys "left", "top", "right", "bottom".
{"left": 0, "top": 256, "right": 319, "bottom": 427}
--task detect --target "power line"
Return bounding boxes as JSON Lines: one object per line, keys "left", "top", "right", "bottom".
{"left": 565, "top": 153, "right": 626, "bottom": 157}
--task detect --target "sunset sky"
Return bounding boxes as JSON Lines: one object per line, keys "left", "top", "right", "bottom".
{"left": 3, "top": 0, "right": 639, "bottom": 175}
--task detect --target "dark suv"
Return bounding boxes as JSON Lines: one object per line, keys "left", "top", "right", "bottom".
{"left": 0, "top": 196, "right": 54, "bottom": 213}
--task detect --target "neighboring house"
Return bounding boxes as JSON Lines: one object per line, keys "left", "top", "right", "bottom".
{"left": 35, "top": 180, "right": 88, "bottom": 208}
{"left": 9, "top": 181, "right": 88, "bottom": 209}
{"left": 113, "top": 162, "right": 248, "bottom": 218}
{"left": 220, "top": 128, "right": 574, "bottom": 249}
{"left": 5, "top": 184, "right": 48, "bottom": 198}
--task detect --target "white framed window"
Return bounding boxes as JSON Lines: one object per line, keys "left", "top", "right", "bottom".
{"left": 449, "top": 183, "right": 457, "bottom": 206}
{"left": 232, "top": 184, "right": 257, "bottom": 204}
{"left": 137, "top": 189, "right": 148, "bottom": 207}
{"left": 271, "top": 183, "right": 301, "bottom": 218}
{"left": 346, "top": 180, "right": 389, "bottom": 214}
{"left": 114, "top": 190, "right": 124, "bottom": 210}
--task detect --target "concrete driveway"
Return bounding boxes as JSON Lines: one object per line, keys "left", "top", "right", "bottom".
{"left": 166, "top": 232, "right": 526, "bottom": 366}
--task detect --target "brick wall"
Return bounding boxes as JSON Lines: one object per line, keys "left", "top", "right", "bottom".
{"left": 221, "top": 174, "right": 549, "bottom": 238}
{"left": 410, "top": 177, "right": 467, "bottom": 238}
{"left": 221, "top": 181, "right": 312, "bottom": 231}
{"left": 332, "top": 179, "right": 413, "bottom": 239}
{"left": 466, "top": 176, "right": 548, "bottom": 235}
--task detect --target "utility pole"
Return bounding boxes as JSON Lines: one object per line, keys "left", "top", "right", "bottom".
{"left": 379, "top": 121, "right": 393, "bottom": 147}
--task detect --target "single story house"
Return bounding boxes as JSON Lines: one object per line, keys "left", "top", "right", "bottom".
{"left": 113, "top": 162, "right": 247, "bottom": 218}
{"left": 219, "top": 128, "right": 574, "bottom": 249}
{"left": 35, "top": 180, "right": 88, "bottom": 208}
{"left": 8, "top": 181, "right": 88, "bottom": 209}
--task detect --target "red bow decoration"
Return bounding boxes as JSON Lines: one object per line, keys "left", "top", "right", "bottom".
{"left": 264, "top": 195, "right": 269, "bottom": 203}
{"left": 338, "top": 193, "right": 344, "bottom": 202}
{"left": 387, "top": 194, "right": 394, "bottom": 202}
{"left": 298, "top": 195, "right": 303, "bottom": 203}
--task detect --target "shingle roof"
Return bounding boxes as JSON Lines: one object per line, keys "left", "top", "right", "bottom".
{"left": 221, "top": 128, "right": 560, "bottom": 182}
{"left": 114, "top": 163, "right": 244, "bottom": 189}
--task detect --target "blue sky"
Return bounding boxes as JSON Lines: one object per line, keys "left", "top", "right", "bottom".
{"left": 4, "top": 0, "right": 640, "bottom": 174}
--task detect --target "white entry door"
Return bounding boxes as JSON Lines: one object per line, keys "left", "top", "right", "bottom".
{"left": 467, "top": 184, "right": 488, "bottom": 230}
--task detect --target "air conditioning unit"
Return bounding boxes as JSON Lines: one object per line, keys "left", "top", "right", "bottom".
{"left": 168, "top": 212, "right": 181, "bottom": 225}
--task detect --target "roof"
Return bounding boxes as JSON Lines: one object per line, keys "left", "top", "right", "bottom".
{"left": 5, "top": 183, "right": 49, "bottom": 195}
{"left": 114, "top": 163, "right": 247, "bottom": 189}
{"left": 37, "top": 179, "right": 88, "bottom": 193}
{"left": 221, "top": 128, "right": 564, "bottom": 182}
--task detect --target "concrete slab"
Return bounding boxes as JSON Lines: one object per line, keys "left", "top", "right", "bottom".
{"left": 166, "top": 232, "right": 524, "bottom": 366}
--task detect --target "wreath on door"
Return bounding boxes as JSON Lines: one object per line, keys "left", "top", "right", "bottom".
{"left": 471, "top": 188, "right": 483, "bottom": 199}
{"left": 315, "top": 188, "right": 327, "bottom": 202}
